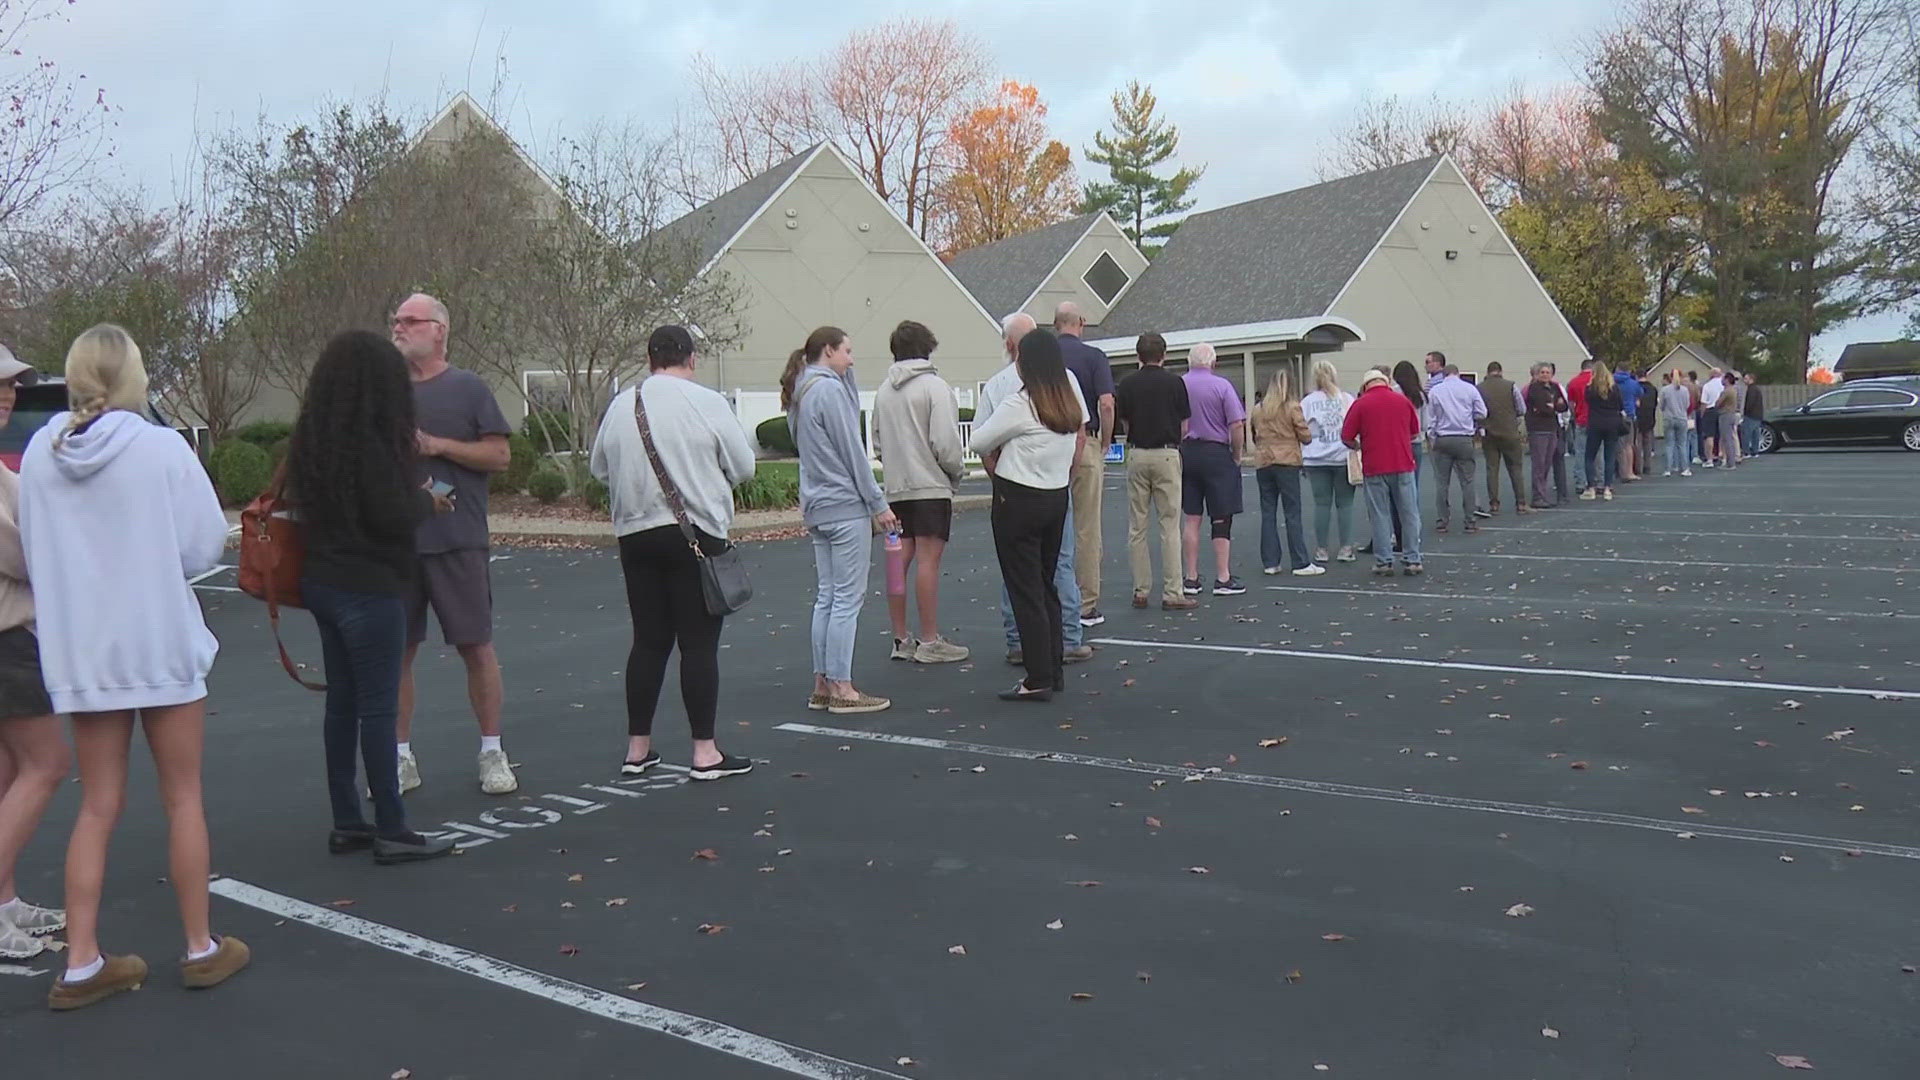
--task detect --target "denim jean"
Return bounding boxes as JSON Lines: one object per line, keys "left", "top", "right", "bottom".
{"left": 1665, "top": 418, "right": 1691, "bottom": 473}
{"left": 1304, "top": 465, "right": 1355, "bottom": 550}
{"left": 1740, "top": 417, "right": 1761, "bottom": 456}
{"left": 1583, "top": 430, "right": 1620, "bottom": 489}
{"left": 303, "top": 577, "right": 410, "bottom": 838}
{"left": 1569, "top": 425, "right": 1588, "bottom": 490}
{"left": 1362, "top": 472, "right": 1422, "bottom": 567}
{"left": 809, "top": 517, "right": 871, "bottom": 682}
{"left": 1003, "top": 488, "right": 1083, "bottom": 650}
{"left": 1255, "top": 465, "right": 1310, "bottom": 570}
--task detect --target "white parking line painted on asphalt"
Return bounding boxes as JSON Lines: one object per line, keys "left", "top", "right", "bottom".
{"left": 1540, "top": 507, "right": 1919, "bottom": 520}
{"left": 1086, "top": 636, "right": 1920, "bottom": 700}
{"left": 1423, "top": 552, "right": 1914, "bottom": 573}
{"left": 1261, "top": 584, "right": 1919, "bottom": 621}
{"left": 208, "top": 878, "right": 914, "bottom": 1080}
{"left": 1480, "top": 526, "right": 1914, "bottom": 543}
{"left": 775, "top": 724, "right": 1920, "bottom": 861}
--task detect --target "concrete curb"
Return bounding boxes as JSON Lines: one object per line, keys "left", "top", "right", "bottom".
{"left": 490, "top": 493, "right": 993, "bottom": 547}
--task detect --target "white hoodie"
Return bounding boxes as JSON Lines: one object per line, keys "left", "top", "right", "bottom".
{"left": 19, "top": 411, "right": 228, "bottom": 713}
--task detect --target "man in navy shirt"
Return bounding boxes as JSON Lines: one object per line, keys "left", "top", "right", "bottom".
{"left": 1054, "top": 302, "right": 1114, "bottom": 628}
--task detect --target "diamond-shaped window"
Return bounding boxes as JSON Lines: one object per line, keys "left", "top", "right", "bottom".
{"left": 1082, "top": 251, "right": 1130, "bottom": 304}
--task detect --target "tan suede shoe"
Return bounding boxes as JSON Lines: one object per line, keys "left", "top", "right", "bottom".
{"left": 48, "top": 954, "right": 147, "bottom": 1011}
{"left": 181, "top": 935, "right": 250, "bottom": 989}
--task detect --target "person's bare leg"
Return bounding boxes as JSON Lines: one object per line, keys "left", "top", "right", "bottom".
{"left": 886, "top": 537, "right": 917, "bottom": 641}
{"left": 1212, "top": 537, "right": 1232, "bottom": 582}
{"left": 142, "top": 701, "right": 212, "bottom": 956}
{"left": 456, "top": 643, "right": 504, "bottom": 738}
{"left": 0, "top": 717, "right": 69, "bottom": 903}
{"left": 1182, "top": 515, "right": 1203, "bottom": 581}
{"left": 913, "top": 537, "right": 946, "bottom": 641}
{"left": 396, "top": 642, "right": 421, "bottom": 744}
{"left": 62, "top": 713, "right": 135, "bottom": 969}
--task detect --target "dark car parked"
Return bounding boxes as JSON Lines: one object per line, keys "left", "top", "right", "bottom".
{"left": 1, "top": 377, "right": 181, "bottom": 471}
{"left": 1754, "top": 379, "right": 1920, "bottom": 453}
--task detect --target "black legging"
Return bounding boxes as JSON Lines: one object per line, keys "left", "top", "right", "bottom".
{"left": 619, "top": 525, "right": 725, "bottom": 739}
{"left": 991, "top": 475, "right": 1068, "bottom": 692}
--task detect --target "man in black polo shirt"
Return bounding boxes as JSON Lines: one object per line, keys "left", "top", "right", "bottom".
{"left": 1114, "top": 332, "right": 1195, "bottom": 610}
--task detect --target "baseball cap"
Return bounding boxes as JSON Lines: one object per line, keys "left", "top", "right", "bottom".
{"left": 1360, "top": 368, "right": 1390, "bottom": 391}
{"left": 0, "top": 343, "right": 36, "bottom": 385}
{"left": 647, "top": 325, "right": 695, "bottom": 364}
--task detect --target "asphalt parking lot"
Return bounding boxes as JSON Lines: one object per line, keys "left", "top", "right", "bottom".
{"left": 3, "top": 446, "right": 1917, "bottom": 1078}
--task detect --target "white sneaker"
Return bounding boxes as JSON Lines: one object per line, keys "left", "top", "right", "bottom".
{"left": 1262, "top": 566, "right": 1281, "bottom": 575}
{"left": 913, "top": 637, "right": 971, "bottom": 664}
{"left": 478, "top": 748, "right": 518, "bottom": 795}
{"left": 1292, "top": 564, "right": 1327, "bottom": 577}
{"left": 1681, "top": 469, "right": 1693, "bottom": 477}
{"left": 0, "top": 897, "right": 65, "bottom": 936}
{"left": 398, "top": 749, "right": 422, "bottom": 795}
{"left": 0, "top": 921, "right": 45, "bottom": 959}
{"left": 890, "top": 636, "right": 918, "bottom": 661}
{"left": 1662, "top": 471, "right": 1672, "bottom": 477}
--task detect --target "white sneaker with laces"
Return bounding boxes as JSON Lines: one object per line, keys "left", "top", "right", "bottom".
{"left": 0, "top": 897, "right": 65, "bottom": 936}
{"left": 0, "top": 921, "right": 45, "bottom": 959}
{"left": 1292, "top": 564, "right": 1327, "bottom": 577}
{"left": 477, "top": 748, "right": 518, "bottom": 795}
{"left": 1681, "top": 469, "right": 1693, "bottom": 477}
{"left": 913, "top": 637, "right": 971, "bottom": 664}
{"left": 398, "top": 749, "right": 422, "bottom": 794}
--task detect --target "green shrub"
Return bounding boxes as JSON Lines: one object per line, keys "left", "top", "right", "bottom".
{"left": 957, "top": 407, "right": 975, "bottom": 422}
{"left": 755, "top": 415, "right": 795, "bottom": 456}
{"left": 582, "top": 477, "right": 611, "bottom": 514}
{"left": 528, "top": 464, "right": 568, "bottom": 505}
{"left": 734, "top": 461, "right": 801, "bottom": 512}
{"left": 232, "top": 420, "right": 294, "bottom": 450}
{"left": 490, "top": 432, "right": 538, "bottom": 494}
{"left": 523, "top": 410, "right": 573, "bottom": 453}
{"left": 209, "top": 439, "right": 274, "bottom": 508}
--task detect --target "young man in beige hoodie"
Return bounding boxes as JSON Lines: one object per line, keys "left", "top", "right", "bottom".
{"left": 872, "top": 321, "right": 969, "bottom": 663}
{"left": 0, "top": 348, "right": 71, "bottom": 962}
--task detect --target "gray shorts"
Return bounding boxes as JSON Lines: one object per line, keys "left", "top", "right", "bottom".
{"left": 407, "top": 549, "right": 494, "bottom": 647}
{"left": 0, "top": 626, "right": 55, "bottom": 721}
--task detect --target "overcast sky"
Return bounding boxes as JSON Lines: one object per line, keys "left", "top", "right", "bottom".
{"left": 33, "top": 0, "right": 1902, "bottom": 362}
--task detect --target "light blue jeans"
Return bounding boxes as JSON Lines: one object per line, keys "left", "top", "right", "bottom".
{"left": 1568, "top": 425, "right": 1588, "bottom": 490}
{"left": 809, "top": 517, "right": 871, "bottom": 682}
{"left": 1664, "top": 417, "right": 1691, "bottom": 474}
{"left": 1362, "top": 472, "right": 1422, "bottom": 567}
{"left": 1003, "top": 490, "right": 1083, "bottom": 650}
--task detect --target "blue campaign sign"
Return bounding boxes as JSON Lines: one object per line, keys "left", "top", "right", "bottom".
{"left": 1104, "top": 441, "right": 1125, "bottom": 464}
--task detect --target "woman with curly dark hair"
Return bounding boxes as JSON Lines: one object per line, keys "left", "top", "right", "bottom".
{"left": 285, "top": 330, "right": 453, "bottom": 865}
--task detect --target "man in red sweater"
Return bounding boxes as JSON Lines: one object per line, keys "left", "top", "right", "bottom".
{"left": 1565, "top": 358, "right": 1595, "bottom": 491}
{"left": 1342, "top": 369, "right": 1423, "bottom": 576}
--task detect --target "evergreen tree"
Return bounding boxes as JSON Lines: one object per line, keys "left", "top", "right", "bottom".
{"left": 1078, "top": 81, "right": 1204, "bottom": 253}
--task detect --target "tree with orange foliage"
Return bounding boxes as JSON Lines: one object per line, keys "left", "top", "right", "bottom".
{"left": 932, "top": 81, "right": 1078, "bottom": 254}
{"left": 1807, "top": 366, "right": 1837, "bottom": 384}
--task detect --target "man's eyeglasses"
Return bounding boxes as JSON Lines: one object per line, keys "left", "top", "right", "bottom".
{"left": 392, "top": 316, "right": 443, "bottom": 329}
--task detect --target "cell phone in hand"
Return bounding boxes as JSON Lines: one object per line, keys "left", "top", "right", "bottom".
{"left": 429, "top": 480, "right": 455, "bottom": 498}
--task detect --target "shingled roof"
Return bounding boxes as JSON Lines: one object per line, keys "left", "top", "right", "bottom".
{"left": 944, "top": 213, "right": 1101, "bottom": 319}
{"left": 1095, "top": 155, "right": 1442, "bottom": 338}
{"left": 653, "top": 145, "right": 822, "bottom": 271}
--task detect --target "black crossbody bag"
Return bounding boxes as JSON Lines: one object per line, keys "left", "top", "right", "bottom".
{"left": 632, "top": 386, "right": 752, "bottom": 615}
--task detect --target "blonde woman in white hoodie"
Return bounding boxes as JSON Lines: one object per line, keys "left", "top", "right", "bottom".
{"left": 19, "top": 325, "right": 246, "bottom": 1010}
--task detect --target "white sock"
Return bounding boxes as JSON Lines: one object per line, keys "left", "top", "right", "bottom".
{"left": 187, "top": 937, "right": 219, "bottom": 962}
{"left": 64, "top": 955, "right": 104, "bottom": 983}
{"left": 397, "top": 742, "right": 412, "bottom": 758}
{"left": 479, "top": 736, "right": 502, "bottom": 755}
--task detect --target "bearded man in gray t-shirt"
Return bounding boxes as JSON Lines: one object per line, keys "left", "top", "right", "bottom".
{"left": 391, "top": 292, "right": 517, "bottom": 796}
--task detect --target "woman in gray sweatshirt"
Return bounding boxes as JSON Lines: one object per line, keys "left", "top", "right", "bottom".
{"left": 782, "top": 326, "right": 899, "bottom": 714}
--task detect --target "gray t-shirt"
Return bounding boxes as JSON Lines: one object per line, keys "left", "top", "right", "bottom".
{"left": 413, "top": 366, "right": 512, "bottom": 554}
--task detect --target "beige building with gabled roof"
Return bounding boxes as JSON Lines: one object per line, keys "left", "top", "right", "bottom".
{"left": 945, "top": 211, "right": 1150, "bottom": 328}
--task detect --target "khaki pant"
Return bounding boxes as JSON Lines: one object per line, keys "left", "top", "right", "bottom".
{"left": 1070, "top": 438, "right": 1105, "bottom": 614}
{"left": 1126, "top": 448, "right": 1183, "bottom": 602}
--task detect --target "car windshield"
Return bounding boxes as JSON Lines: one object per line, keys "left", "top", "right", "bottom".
{"left": 0, "top": 384, "right": 65, "bottom": 455}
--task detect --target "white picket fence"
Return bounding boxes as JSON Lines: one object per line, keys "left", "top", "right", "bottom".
{"left": 730, "top": 386, "right": 980, "bottom": 462}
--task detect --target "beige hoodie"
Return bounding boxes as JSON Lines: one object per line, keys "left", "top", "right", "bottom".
{"left": 873, "top": 358, "right": 965, "bottom": 503}
{"left": 0, "top": 467, "right": 32, "bottom": 632}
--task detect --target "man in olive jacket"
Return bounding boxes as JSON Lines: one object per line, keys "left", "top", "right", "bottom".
{"left": 1478, "top": 361, "right": 1527, "bottom": 515}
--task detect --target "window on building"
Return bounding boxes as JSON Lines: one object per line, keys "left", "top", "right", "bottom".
{"left": 1082, "top": 251, "right": 1131, "bottom": 305}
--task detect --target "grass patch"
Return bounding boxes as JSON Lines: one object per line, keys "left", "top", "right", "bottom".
{"left": 732, "top": 460, "right": 885, "bottom": 512}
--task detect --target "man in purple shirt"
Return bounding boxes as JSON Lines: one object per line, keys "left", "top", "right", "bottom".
{"left": 1424, "top": 359, "right": 1488, "bottom": 533}
{"left": 1179, "top": 343, "right": 1248, "bottom": 597}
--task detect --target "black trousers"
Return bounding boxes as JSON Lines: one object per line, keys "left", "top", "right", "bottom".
{"left": 619, "top": 525, "right": 726, "bottom": 739}
{"left": 991, "top": 475, "right": 1068, "bottom": 691}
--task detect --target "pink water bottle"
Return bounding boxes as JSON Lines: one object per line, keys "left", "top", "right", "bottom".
{"left": 884, "top": 532, "right": 907, "bottom": 596}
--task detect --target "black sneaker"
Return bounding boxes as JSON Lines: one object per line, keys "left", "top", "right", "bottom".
{"left": 1471, "top": 508, "right": 1492, "bottom": 519}
{"left": 1079, "top": 609, "right": 1106, "bottom": 628}
{"left": 373, "top": 832, "right": 456, "bottom": 865}
{"left": 328, "top": 825, "right": 375, "bottom": 855}
{"left": 1212, "top": 577, "right": 1247, "bottom": 596}
{"left": 689, "top": 754, "right": 754, "bottom": 781}
{"left": 619, "top": 752, "right": 661, "bottom": 777}
{"left": 1182, "top": 578, "right": 1203, "bottom": 596}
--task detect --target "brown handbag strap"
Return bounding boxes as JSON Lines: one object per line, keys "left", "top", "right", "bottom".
{"left": 632, "top": 383, "right": 706, "bottom": 559}
{"left": 267, "top": 593, "right": 325, "bottom": 691}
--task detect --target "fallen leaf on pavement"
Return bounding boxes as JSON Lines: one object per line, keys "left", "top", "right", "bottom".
{"left": 1676, "top": 832, "right": 1696, "bottom": 840}
{"left": 696, "top": 923, "right": 728, "bottom": 935}
{"left": 1045, "top": 919, "right": 1064, "bottom": 930}
{"left": 1258, "top": 738, "right": 1288, "bottom": 748}
{"left": 1780, "top": 855, "right": 1795, "bottom": 863}
{"left": 1145, "top": 816, "right": 1162, "bottom": 829}
{"left": 776, "top": 848, "right": 794, "bottom": 856}
{"left": 1122, "top": 679, "right": 1136, "bottom": 688}
{"left": 329, "top": 899, "right": 357, "bottom": 908}
{"left": 1285, "top": 969, "right": 1303, "bottom": 983}
{"left": 1569, "top": 761, "right": 1589, "bottom": 770}
{"left": 1066, "top": 880, "right": 1102, "bottom": 888}
{"left": 693, "top": 849, "right": 719, "bottom": 861}
{"left": 1772, "top": 1053, "right": 1815, "bottom": 1069}
{"left": 1782, "top": 699, "right": 1804, "bottom": 710}
{"left": 948, "top": 945, "right": 966, "bottom": 956}
{"left": 1069, "top": 992, "right": 1094, "bottom": 1001}
{"left": 501, "top": 903, "right": 518, "bottom": 913}
{"left": 567, "top": 873, "right": 584, "bottom": 882}
{"left": 1542, "top": 1027, "right": 1560, "bottom": 1039}
{"left": 1187, "top": 866, "right": 1211, "bottom": 874}
{"left": 1506, "top": 903, "right": 1534, "bottom": 918}
{"left": 1825, "top": 729, "right": 1854, "bottom": 741}
{"left": 1136, "top": 970, "right": 1152, "bottom": 982}
{"left": 1320, "top": 933, "right": 1349, "bottom": 942}
{"left": 391, "top": 1071, "right": 412, "bottom": 1080}
{"left": 971, "top": 765, "right": 987, "bottom": 774}
{"left": 625, "top": 982, "right": 647, "bottom": 991}
{"left": 558, "top": 944, "right": 580, "bottom": 956}
{"left": 1681, "top": 806, "right": 1706, "bottom": 815}
{"left": 605, "top": 898, "right": 628, "bottom": 907}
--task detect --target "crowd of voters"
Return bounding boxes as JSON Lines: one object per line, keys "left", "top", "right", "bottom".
{"left": 0, "top": 294, "right": 1763, "bottom": 1010}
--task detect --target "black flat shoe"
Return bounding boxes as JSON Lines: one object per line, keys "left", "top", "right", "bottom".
{"left": 373, "top": 832, "right": 456, "bottom": 865}
{"left": 689, "top": 754, "right": 754, "bottom": 781}
{"left": 328, "top": 826, "right": 375, "bottom": 854}
{"left": 620, "top": 752, "right": 661, "bottom": 777}
{"left": 999, "top": 683, "right": 1053, "bottom": 702}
